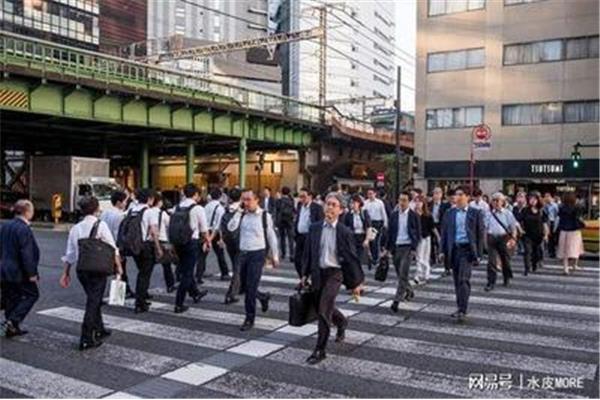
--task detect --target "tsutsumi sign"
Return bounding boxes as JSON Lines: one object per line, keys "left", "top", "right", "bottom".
{"left": 531, "top": 164, "right": 564, "bottom": 174}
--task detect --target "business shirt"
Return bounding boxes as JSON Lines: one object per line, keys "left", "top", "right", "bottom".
{"left": 319, "top": 221, "right": 340, "bottom": 269}
{"left": 146, "top": 208, "right": 170, "bottom": 242}
{"left": 395, "top": 207, "right": 411, "bottom": 245}
{"left": 100, "top": 206, "right": 125, "bottom": 241}
{"left": 487, "top": 208, "right": 517, "bottom": 237}
{"left": 297, "top": 203, "right": 312, "bottom": 234}
{"left": 263, "top": 197, "right": 271, "bottom": 213}
{"left": 178, "top": 198, "right": 208, "bottom": 239}
{"left": 352, "top": 212, "right": 365, "bottom": 234}
{"left": 469, "top": 199, "right": 490, "bottom": 214}
{"left": 364, "top": 198, "right": 388, "bottom": 227}
{"left": 544, "top": 202, "right": 559, "bottom": 222}
{"left": 205, "top": 200, "right": 225, "bottom": 233}
{"left": 228, "top": 208, "right": 279, "bottom": 259}
{"left": 455, "top": 207, "right": 469, "bottom": 244}
{"left": 62, "top": 215, "right": 118, "bottom": 265}
{"left": 431, "top": 201, "right": 442, "bottom": 224}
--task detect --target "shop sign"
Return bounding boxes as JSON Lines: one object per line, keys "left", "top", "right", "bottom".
{"left": 531, "top": 164, "right": 564, "bottom": 174}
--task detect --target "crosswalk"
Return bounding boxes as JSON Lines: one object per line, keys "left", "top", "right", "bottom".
{"left": 1, "top": 258, "right": 598, "bottom": 398}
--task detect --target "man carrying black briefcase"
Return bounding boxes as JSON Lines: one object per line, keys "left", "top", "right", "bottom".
{"left": 298, "top": 192, "right": 363, "bottom": 365}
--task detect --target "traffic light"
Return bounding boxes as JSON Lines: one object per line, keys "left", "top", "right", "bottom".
{"left": 571, "top": 144, "right": 581, "bottom": 168}
{"left": 412, "top": 156, "right": 419, "bottom": 175}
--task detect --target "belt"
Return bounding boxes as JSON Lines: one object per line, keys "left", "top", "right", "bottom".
{"left": 395, "top": 243, "right": 412, "bottom": 247}
{"left": 454, "top": 243, "right": 470, "bottom": 248}
{"left": 239, "top": 249, "right": 266, "bottom": 255}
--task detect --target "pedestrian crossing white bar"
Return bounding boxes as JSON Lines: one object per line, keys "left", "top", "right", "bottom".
{"left": 38, "top": 306, "right": 245, "bottom": 350}
{"left": 162, "top": 362, "right": 228, "bottom": 386}
{"left": 267, "top": 347, "right": 577, "bottom": 399}
{"left": 0, "top": 357, "right": 113, "bottom": 398}
{"left": 398, "top": 319, "right": 598, "bottom": 354}
{"left": 460, "top": 270, "right": 598, "bottom": 285}
{"left": 365, "top": 334, "right": 597, "bottom": 379}
{"left": 16, "top": 326, "right": 189, "bottom": 375}
{"left": 228, "top": 340, "right": 284, "bottom": 357}
{"left": 204, "top": 371, "right": 345, "bottom": 398}
{"left": 374, "top": 287, "right": 600, "bottom": 315}
{"left": 103, "top": 392, "right": 142, "bottom": 399}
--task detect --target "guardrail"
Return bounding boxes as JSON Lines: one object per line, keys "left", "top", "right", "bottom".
{"left": 0, "top": 30, "right": 402, "bottom": 146}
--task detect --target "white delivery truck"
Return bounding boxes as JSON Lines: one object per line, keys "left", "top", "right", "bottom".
{"left": 29, "top": 156, "right": 121, "bottom": 221}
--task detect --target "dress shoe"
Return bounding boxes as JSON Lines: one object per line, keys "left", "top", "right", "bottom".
{"left": 134, "top": 304, "right": 149, "bottom": 314}
{"left": 457, "top": 312, "right": 468, "bottom": 324}
{"left": 390, "top": 301, "right": 399, "bottom": 313}
{"left": 335, "top": 321, "right": 348, "bottom": 343}
{"left": 224, "top": 296, "right": 239, "bottom": 305}
{"left": 174, "top": 305, "right": 189, "bottom": 314}
{"left": 193, "top": 290, "right": 208, "bottom": 303}
{"left": 450, "top": 310, "right": 460, "bottom": 318}
{"left": 3, "top": 321, "right": 27, "bottom": 338}
{"left": 79, "top": 339, "right": 103, "bottom": 351}
{"left": 306, "top": 350, "right": 326, "bottom": 365}
{"left": 220, "top": 274, "right": 231, "bottom": 281}
{"left": 95, "top": 328, "right": 112, "bottom": 340}
{"left": 503, "top": 278, "right": 510, "bottom": 287}
{"left": 260, "top": 293, "right": 271, "bottom": 313}
{"left": 404, "top": 289, "right": 415, "bottom": 301}
{"left": 240, "top": 319, "right": 254, "bottom": 331}
{"left": 484, "top": 284, "right": 494, "bottom": 292}
{"left": 166, "top": 285, "right": 176, "bottom": 293}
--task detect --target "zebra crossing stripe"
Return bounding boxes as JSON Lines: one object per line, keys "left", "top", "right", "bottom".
{"left": 0, "top": 357, "right": 113, "bottom": 398}
{"left": 162, "top": 362, "right": 228, "bottom": 386}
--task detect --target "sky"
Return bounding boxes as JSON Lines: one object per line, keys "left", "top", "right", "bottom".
{"left": 395, "top": 0, "right": 417, "bottom": 112}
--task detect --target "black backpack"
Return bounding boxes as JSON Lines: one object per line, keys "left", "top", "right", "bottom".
{"left": 77, "top": 220, "right": 115, "bottom": 275}
{"left": 168, "top": 204, "right": 197, "bottom": 246}
{"left": 117, "top": 208, "right": 147, "bottom": 257}
{"left": 277, "top": 196, "right": 295, "bottom": 224}
{"left": 220, "top": 208, "right": 239, "bottom": 249}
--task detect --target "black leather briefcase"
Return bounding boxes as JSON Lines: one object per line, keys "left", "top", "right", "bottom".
{"left": 374, "top": 255, "right": 389, "bottom": 282}
{"left": 288, "top": 289, "right": 318, "bottom": 327}
{"left": 76, "top": 221, "right": 115, "bottom": 275}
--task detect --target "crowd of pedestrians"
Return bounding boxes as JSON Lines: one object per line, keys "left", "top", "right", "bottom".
{"left": 0, "top": 183, "right": 589, "bottom": 364}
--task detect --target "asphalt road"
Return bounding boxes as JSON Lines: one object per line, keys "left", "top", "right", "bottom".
{"left": 1, "top": 228, "right": 599, "bottom": 398}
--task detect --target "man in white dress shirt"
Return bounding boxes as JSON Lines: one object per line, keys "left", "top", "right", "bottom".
{"left": 227, "top": 189, "right": 279, "bottom": 331}
{"left": 197, "top": 188, "right": 229, "bottom": 281}
{"left": 364, "top": 188, "right": 388, "bottom": 268}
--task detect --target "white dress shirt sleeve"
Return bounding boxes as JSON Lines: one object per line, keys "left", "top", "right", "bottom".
{"left": 197, "top": 206, "right": 209, "bottom": 234}
{"left": 266, "top": 212, "right": 279, "bottom": 261}
{"left": 381, "top": 200, "right": 389, "bottom": 228}
{"left": 61, "top": 227, "right": 78, "bottom": 265}
{"left": 227, "top": 210, "right": 243, "bottom": 232}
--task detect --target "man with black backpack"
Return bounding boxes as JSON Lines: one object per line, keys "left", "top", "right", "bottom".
{"left": 118, "top": 188, "right": 159, "bottom": 314}
{"left": 197, "top": 187, "right": 229, "bottom": 281}
{"left": 168, "top": 183, "right": 210, "bottom": 314}
{"left": 276, "top": 186, "right": 295, "bottom": 262}
{"left": 227, "top": 189, "right": 279, "bottom": 331}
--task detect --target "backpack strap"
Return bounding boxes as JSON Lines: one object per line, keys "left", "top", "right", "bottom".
{"left": 262, "top": 210, "right": 270, "bottom": 253}
{"left": 89, "top": 219, "right": 101, "bottom": 239}
{"left": 158, "top": 209, "right": 163, "bottom": 232}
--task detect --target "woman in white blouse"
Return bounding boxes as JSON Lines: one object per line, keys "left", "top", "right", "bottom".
{"left": 59, "top": 196, "right": 122, "bottom": 351}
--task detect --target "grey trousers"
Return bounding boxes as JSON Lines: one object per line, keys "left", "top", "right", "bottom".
{"left": 393, "top": 245, "right": 413, "bottom": 302}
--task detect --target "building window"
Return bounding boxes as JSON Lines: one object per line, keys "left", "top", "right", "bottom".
{"left": 502, "top": 100, "right": 599, "bottom": 125}
{"left": 504, "top": 36, "right": 599, "bottom": 65}
{"left": 504, "top": 0, "right": 547, "bottom": 5}
{"left": 426, "top": 106, "right": 483, "bottom": 129}
{"left": 428, "top": 0, "right": 485, "bottom": 17}
{"left": 427, "top": 48, "right": 484, "bottom": 73}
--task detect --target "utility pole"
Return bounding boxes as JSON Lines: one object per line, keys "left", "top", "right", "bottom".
{"left": 318, "top": 6, "right": 327, "bottom": 117}
{"left": 394, "top": 66, "right": 403, "bottom": 200}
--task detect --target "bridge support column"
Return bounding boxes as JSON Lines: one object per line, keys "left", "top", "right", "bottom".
{"left": 140, "top": 141, "right": 149, "bottom": 188}
{"left": 239, "top": 137, "right": 247, "bottom": 188}
{"left": 186, "top": 142, "right": 195, "bottom": 184}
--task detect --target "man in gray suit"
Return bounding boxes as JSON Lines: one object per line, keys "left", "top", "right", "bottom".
{"left": 440, "top": 186, "right": 485, "bottom": 324}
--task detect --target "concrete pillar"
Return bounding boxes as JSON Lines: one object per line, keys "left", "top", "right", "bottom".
{"left": 186, "top": 142, "right": 195, "bottom": 184}
{"left": 239, "top": 137, "right": 247, "bottom": 188}
{"left": 140, "top": 141, "right": 149, "bottom": 188}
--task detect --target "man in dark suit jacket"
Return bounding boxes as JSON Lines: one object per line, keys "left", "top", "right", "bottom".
{"left": 385, "top": 192, "right": 421, "bottom": 313}
{"left": 440, "top": 186, "right": 485, "bottom": 324}
{"left": 301, "top": 192, "right": 363, "bottom": 365}
{"left": 260, "top": 187, "right": 277, "bottom": 216}
{"left": 293, "top": 188, "right": 324, "bottom": 277}
{"left": 0, "top": 200, "right": 40, "bottom": 337}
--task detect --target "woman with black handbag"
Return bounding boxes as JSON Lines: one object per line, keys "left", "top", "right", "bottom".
{"left": 59, "top": 197, "right": 122, "bottom": 351}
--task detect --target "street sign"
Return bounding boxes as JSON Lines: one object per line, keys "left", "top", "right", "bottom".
{"left": 376, "top": 172, "right": 385, "bottom": 182}
{"left": 472, "top": 124, "right": 492, "bottom": 151}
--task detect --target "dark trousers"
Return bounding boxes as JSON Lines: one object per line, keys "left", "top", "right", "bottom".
{"left": 294, "top": 233, "right": 308, "bottom": 277}
{"left": 523, "top": 237, "right": 543, "bottom": 273}
{"left": 120, "top": 257, "right": 134, "bottom": 294}
{"left": 239, "top": 249, "right": 267, "bottom": 321}
{"left": 175, "top": 240, "right": 201, "bottom": 307}
{"left": 278, "top": 223, "right": 295, "bottom": 260}
{"left": 132, "top": 242, "right": 155, "bottom": 307}
{"left": 393, "top": 245, "right": 412, "bottom": 302}
{"left": 451, "top": 244, "right": 473, "bottom": 314}
{"left": 316, "top": 268, "right": 346, "bottom": 351}
{"left": 3, "top": 280, "right": 39, "bottom": 325}
{"left": 547, "top": 228, "right": 557, "bottom": 258}
{"left": 196, "top": 237, "right": 229, "bottom": 280}
{"left": 369, "top": 221, "right": 385, "bottom": 264}
{"left": 76, "top": 271, "right": 107, "bottom": 342}
{"left": 162, "top": 263, "right": 175, "bottom": 289}
{"left": 225, "top": 244, "right": 241, "bottom": 300}
{"left": 353, "top": 233, "right": 366, "bottom": 265}
{"left": 487, "top": 235, "right": 513, "bottom": 285}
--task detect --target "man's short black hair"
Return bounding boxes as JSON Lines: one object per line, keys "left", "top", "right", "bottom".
{"left": 183, "top": 183, "right": 199, "bottom": 198}
{"left": 110, "top": 190, "right": 127, "bottom": 206}
{"left": 299, "top": 187, "right": 309, "bottom": 193}
{"left": 263, "top": 187, "right": 271, "bottom": 192}
{"left": 229, "top": 187, "right": 242, "bottom": 202}
{"left": 455, "top": 185, "right": 471, "bottom": 196}
{"left": 79, "top": 196, "right": 99, "bottom": 216}
{"left": 399, "top": 191, "right": 411, "bottom": 199}
{"left": 472, "top": 188, "right": 483, "bottom": 197}
{"left": 210, "top": 187, "right": 222, "bottom": 201}
{"left": 136, "top": 188, "right": 155, "bottom": 204}
{"left": 367, "top": 187, "right": 376, "bottom": 193}
{"left": 281, "top": 186, "right": 291, "bottom": 196}
{"left": 447, "top": 188, "right": 456, "bottom": 196}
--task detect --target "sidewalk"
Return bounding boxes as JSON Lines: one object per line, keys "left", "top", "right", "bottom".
{"left": 0, "top": 219, "right": 73, "bottom": 232}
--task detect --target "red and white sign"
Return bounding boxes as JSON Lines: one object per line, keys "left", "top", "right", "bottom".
{"left": 472, "top": 124, "right": 492, "bottom": 151}
{"left": 376, "top": 172, "right": 385, "bottom": 182}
